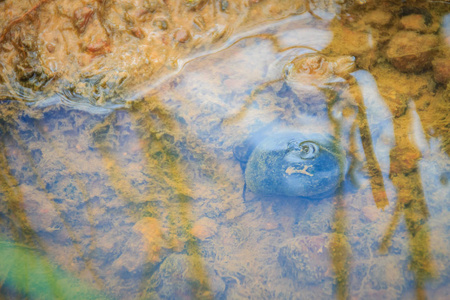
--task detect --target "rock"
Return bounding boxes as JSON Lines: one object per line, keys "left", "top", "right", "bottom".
{"left": 389, "top": 143, "right": 421, "bottom": 174}
{"left": 174, "top": 28, "right": 191, "bottom": 43}
{"left": 146, "top": 254, "right": 225, "bottom": 299}
{"left": 46, "top": 42, "right": 56, "bottom": 53}
{"left": 365, "top": 10, "right": 392, "bottom": 27}
{"left": 293, "top": 201, "right": 333, "bottom": 235}
{"left": 112, "top": 232, "right": 150, "bottom": 274}
{"left": 81, "top": 17, "right": 111, "bottom": 56}
{"left": 433, "top": 57, "right": 450, "bottom": 84}
{"left": 191, "top": 217, "right": 218, "bottom": 240}
{"left": 85, "top": 38, "right": 110, "bottom": 55}
{"left": 130, "top": 27, "right": 145, "bottom": 39}
{"left": 330, "top": 26, "right": 374, "bottom": 57}
{"left": 386, "top": 31, "right": 439, "bottom": 73}
{"left": 400, "top": 14, "right": 428, "bottom": 32}
{"left": 133, "top": 217, "right": 168, "bottom": 262}
{"left": 112, "top": 217, "right": 169, "bottom": 275}
{"left": 220, "top": 0, "right": 228, "bottom": 12}
{"left": 153, "top": 18, "right": 168, "bottom": 30}
{"left": 278, "top": 235, "right": 332, "bottom": 285}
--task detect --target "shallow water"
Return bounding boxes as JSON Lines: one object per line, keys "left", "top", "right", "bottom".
{"left": 1, "top": 1, "right": 450, "bottom": 299}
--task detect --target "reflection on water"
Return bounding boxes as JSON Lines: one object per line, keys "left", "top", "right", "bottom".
{"left": 1, "top": 1, "right": 450, "bottom": 299}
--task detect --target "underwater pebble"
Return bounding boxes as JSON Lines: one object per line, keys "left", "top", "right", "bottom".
{"left": 46, "top": 42, "right": 56, "bottom": 53}
{"left": 174, "top": 28, "right": 191, "bottom": 43}
{"left": 133, "top": 217, "right": 169, "bottom": 262}
{"left": 86, "top": 39, "right": 110, "bottom": 55}
{"left": 364, "top": 9, "right": 392, "bottom": 26}
{"left": 153, "top": 18, "right": 168, "bottom": 30}
{"left": 191, "top": 217, "right": 218, "bottom": 240}
{"left": 432, "top": 57, "right": 450, "bottom": 84}
{"left": 193, "top": 15, "right": 206, "bottom": 30}
{"left": 112, "top": 233, "right": 151, "bottom": 274}
{"left": 112, "top": 218, "right": 169, "bottom": 275}
{"left": 146, "top": 254, "right": 225, "bottom": 298}
{"left": 400, "top": 14, "right": 428, "bottom": 32}
{"left": 278, "top": 235, "right": 332, "bottom": 285}
{"left": 131, "top": 27, "right": 145, "bottom": 39}
{"left": 389, "top": 144, "right": 421, "bottom": 174}
{"left": 386, "top": 31, "right": 439, "bottom": 73}
{"left": 337, "top": 27, "right": 373, "bottom": 56}
{"left": 220, "top": 0, "right": 229, "bottom": 11}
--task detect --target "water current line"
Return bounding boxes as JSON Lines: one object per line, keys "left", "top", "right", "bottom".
{"left": 125, "top": 12, "right": 329, "bottom": 104}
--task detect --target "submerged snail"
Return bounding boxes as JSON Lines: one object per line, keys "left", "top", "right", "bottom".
{"left": 235, "top": 131, "right": 347, "bottom": 199}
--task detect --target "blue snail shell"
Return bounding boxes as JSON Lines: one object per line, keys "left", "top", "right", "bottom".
{"left": 244, "top": 131, "right": 347, "bottom": 198}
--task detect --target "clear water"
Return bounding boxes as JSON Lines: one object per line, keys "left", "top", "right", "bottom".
{"left": 0, "top": 1, "right": 449, "bottom": 299}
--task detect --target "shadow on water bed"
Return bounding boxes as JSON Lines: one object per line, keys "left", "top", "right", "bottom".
{"left": 1, "top": 0, "right": 450, "bottom": 299}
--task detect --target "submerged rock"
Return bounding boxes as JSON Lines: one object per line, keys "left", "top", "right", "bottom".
{"left": 146, "top": 253, "right": 225, "bottom": 299}
{"left": 433, "top": 57, "right": 450, "bottom": 84}
{"left": 386, "top": 31, "right": 439, "bottom": 73}
{"left": 278, "top": 234, "right": 332, "bottom": 286}
{"left": 191, "top": 217, "right": 218, "bottom": 240}
{"left": 364, "top": 9, "right": 392, "bottom": 27}
{"left": 400, "top": 14, "right": 429, "bottom": 32}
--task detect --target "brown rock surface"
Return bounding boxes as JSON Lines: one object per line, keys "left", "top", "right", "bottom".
{"left": 191, "top": 217, "right": 218, "bottom": 240}
{"left": 399, "top": 14, "right": 428, "bottom": 32}
{"left": 174, "top": 28, "right": 191, "bottom": 43}
{"left": 433, "top": 57, "right": 450, "bottom": 84}
{"left": 133, "top": 217, "right": 168, "bottom": 263}
{"left": 365, "top": 9, "right": 392, "bottom": 27}
{"left": 386, "top": 31, "right": 439, "bottom": 73}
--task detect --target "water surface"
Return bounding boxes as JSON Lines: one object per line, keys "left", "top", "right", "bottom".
{"left": 0, "top": 1, "right": 449, "bottom": 299}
